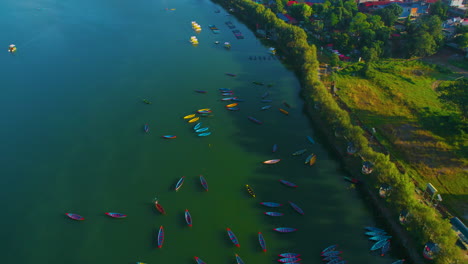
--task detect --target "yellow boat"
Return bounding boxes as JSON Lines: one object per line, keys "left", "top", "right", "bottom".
{"left": 309, "top": 154, "right": 317, "bottom": 166}
{"left": 183, "top": 114, "right": 196, "bottom": 119}
{"left": 188, "top": 117, "right": 200, "bottom": 123}
{"left": 226, "top": 103, "right": 238, "bottom": 108}
{"left": 279, "top": 108, "right": 289, "bottom": 115}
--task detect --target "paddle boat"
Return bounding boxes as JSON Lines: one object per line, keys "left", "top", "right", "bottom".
{"left": 371, "top": 239, "right": 389, "bottom": 251}
{"left": 344, "top": 176, "right": 360, "bottom": 184}
{"left": 144, "top": 124, "right": 149, "bottom": 133}
{"left": 195, "top": 128, "right": 209, "bottom": 133}
{"left": 142, "top": 99, "right": 151, "bottom": 104}
{"left": 322, "top": 245, "right": 338, "bottom": 253}
{"left": 175, "top": 176, "right": 185, "bottom": 191}
{"left": 195, "top": 90, "right": 207, "bottom": 93}
{"left": 258, "top": 232, "right": 267, "bottom": 252}
{"left": 221, "top": 97, "right": 237, "bottom": 101}
{"left": 225, "top": 103, "right": 238, "bottom": 108}
{"left": 260, "top": 202, "right": 282, "bottom": 207}
{"left": 263, "top": 159, "right": 281, "bottom": 164}
{"left": 193, "top": 257, "right": 207, "bottom": 264}
{"left": 365, "top": 231, "right": 387, "bottom": 236}
{"left": 279, "top": 253, "right": 300, "bottom": 258}
{"left": 304, "top": 153, "right": 316, "bottom": 164}
{"left": 323, "top": 256, "right": 343, "bottom": 262}
{"left": 381, "top": 240, "right": 391, "bottom": 256}
{"left": 245, "top": 184, "right": 256, "bottom": 198}
{"left": 309, "top": 153, "right": 317, "bottom": 166}
{"left": 226, "top": 228, "right": 240, "bottom": 247}
{"left": 247, "top": 116, "right": 262, "bottom": 124}
{"left": 154, "top": 200, "right": 166, "bottom": 214}
{"left": 261, "top": 105, "right": 272, "bottom": 110}
{"left": 193, "top": 123, "right": 202, "bottom": 130}
{"left": 279, "top": 179, "right": 298, "bottom": 188}
{"left": 185, "top": 209, "right": 192, "bottom": 227}
{"left": 235, "top": 254, "right": 245, "bottom": 264}
{"left": 288, "top": 201, "right": 304, "bottom": 215}
{"left": 321, "top": 250, "right": 342, "bottom": 257}
{"left": 225, "top": 72, "right": 236, "bottom": 77}
{"left": 227, "top": 107, "right": 239, "bottom": 111}
{"left": 157, "top": 225, "right": 164, "bottom": 248}
{"left": 162, "top": 135, "right": 177, "bottom": 139}
{"left": 279, "top": 108, "right": 289, "bottom": 115}
{"left": 369, "top": 235, "right": 392, "bottom": 241}
{"left": 273, "top": 227, "right": 297, "bottom": 233}
{"left": 264, "top": 212, "right": 283, "bottom": 216}
{"left": 292, "top": 149, "right": 307, "bottom": 156}
{"left": 197, "top": 109, "right": 212, "bottom": 114}
{"left": 65, "top": 213, "right": 84, "bottom": 221}
{"left": 278, "top": 257, "right": 301, "bottom": 263}
{"left": 391, "top": 260, "right": 405, "bottom": 264}
{"left": 252, "top": 81, "right": 264, "bottom": 85}
{"left": 184, "top": 114, "right": 196, "bottom": 119}
{"left": 307, "top": 135, "right": 316, "bottom": 144}
{"left": 198, "top": 132, "right": 211, "bottom": 137}
{"left": 105, "top": 212, "right": 127, "bottom": 218}
{"left": 272, "top": 144, "right": 278, "bottom": 152}
{"left": 365, "top": 226, "right": 385, "bottom": 232}
{"left": 199, "top": 175, "right": 209, "bottom": 191}
{"left": 283, "top": 101, "right": 291, "bottom": 108}
{"left": 188, "top": 117, "right": 200, "bottom": 123}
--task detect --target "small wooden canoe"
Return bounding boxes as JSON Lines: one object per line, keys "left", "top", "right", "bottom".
{"left": 263, "top": 159, "right": 280, "bottom": 164}
{"left": 225, "top": 73, "right": 236, "bottom": 77}
{"left": 272, "top": 144, "right": 278, "bottom": 152}
{"left": 258, "top": 232, "right": 267, "bottom": 252}
{"left": 278, "top": 257, "right": 301, "bottom": 263}
{"left": 227, "top": 107, "right": 239, "bottom": 111}
{"left": 221, "top": 97, "right": 236, "bottom": 101}
{"left": 193, "top": 257, "right": 207, "bottom": 264}
{"left": 261, "top": 99, "right": 272, "bottom": 103}
{"left": 288, "top": 201, "right": 304, "bottom": 215}
{"left": 260, "top": 202, "right": 282, "bottom": 207}
{"left": 193, "top": 123, "right": 202, "bottom": 130}
{"left": 370, "top": 235, "right": 392, "bottom": 241}
{"left": 279, "top": 179, "right": 298, "bottom": 188}
{"left": 252, "top": 81, "right": 264, "bottom": 85}
{"left": 292, "top": 149, "right": 307, "bottom": 156}
{"left": 185, "top": 209, "right": 192, "bottom": 227}
{"left": 305, "top": 153, "right": 314, "bottom": 164}
{"left": 247, "top": 116, "right": 262, "bottom": 124}
{"left": 105, "top": 212, "right": 127, "bottom": 218}
{"left": 279, "top": 108, "right": 289, "bottom": 115}
{"left": 195, "top": 127, "right": 209, "bottom": 133}
{"left": 322, "top": 245, "right": 338, "bottom": 253}
{"left": 154, "top": 200, "right": 166, "bottom": 214}
{"left": 199, "top": 175, "right": 209, "bottom": 191}
{"left": 279, "top": 253, "right": 300, "bottom": 258}
{"left": 365, "top": 226, "right": 386, "bottom": 232}
{"left": 245, "top": 184, "right": 256, "bottom": 198}
{"left": 195, "top": 90, "right": 207, "bottom": 93}
{"left": 157, "top": 225, "right": 164, "bottom": 248}
{"left": 65, "top": 213, "right": 84, "bottom": 221}
{"left": 175, "top": 176, "right": 185, "bottom": 191}
{"left": 226, "top": 228, "right": 240, "bottom": 247}
{"left": 307, "top": 135, "right": 315, "bottom": 144}
{"left": 188, "top": 117, "right": 200, "bottom": 123}
{"left": 264, "top": 212, "right": 284, "bottom": 216}
{"left": 283, "top": 101, "right": 291, "bottom": 108}
{"left": 162, "top": 135, "right": 177, "bottom": 139}
{"left": 197, "top": 109, "right": 212, "bottom": 114}
{"left": 273, "top": 227, "right": 297, "bottom": 233}
{"left": 226, "top": 103, "right": 238, "bottom": 108}
{"left": 371, "top": 239, "right": 389, "bottom": 251}
{"left": 309, "top": 154, "right": 317, "bottom": 166}
{"left": 261, "top": 105, "right": 272, "bottom": 110}
{"left": 321, "top": 250, "right": 342, "bottom": 257}
{"left": 144, "top": 124, "right": 149, "bottom": 133}
{"left": 365, "top": 231, "right": 387, "bottom": 236}
{"left": 235, "top": 254, "right": 245, "bottom": 264}
{"left": 323, "top": 256, "right": 343, "bottom": 262}
{"left": 183, "top": 114, "right": 196, "bottom": 119}
{"left": 142, "top": 99, "right": 152, "bottom": 104}
{"left": 219, "top": 88, "right": 232, "bottom": 91}
{"left": 198, "top": 132, "right": 211, "bottom": 137}
{"left": 261, "top": 92, "right": 269, "bottom": 99}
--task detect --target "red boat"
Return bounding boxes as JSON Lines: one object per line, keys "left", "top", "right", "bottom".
{"left": 279, "top": 179, "right": 297, "bottom": 188}
{"left": 258, "top": 232, "right": 267, "bottom": 252}
{"left": 154, "top": 200, "right": 166, "bottom": 214}
{"left": 65, "top": 213, "right": 84, "bottom": 221}
{"left": 226, "top": 228, "right": 240, "bottom": 247}
{"left": 105, "top": 212, "right": 127, "bottom": 218}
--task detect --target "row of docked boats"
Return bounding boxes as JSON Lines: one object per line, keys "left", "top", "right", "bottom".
{"left": 142, "top": 124, "right": 177, "bottom": 139}
{"left": 183, "top": 110, "right": 213, "bottom": 137}
{"left": 191, "top": 21, "right": 201, "bottom": 33}
{"left": 364, "top": 226, "right": 392, "bottom": 256}
{"left": 320, "top": 245, "right": 345, "bottom": 264}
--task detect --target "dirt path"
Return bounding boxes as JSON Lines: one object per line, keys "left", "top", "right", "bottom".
{"left": 423, "top": 47, "right": 468, "bottom": 78}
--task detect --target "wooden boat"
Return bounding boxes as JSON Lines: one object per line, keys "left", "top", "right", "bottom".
{"left": 264, "top": 212, "right": 283, "bottom": 216}
{"left": 136, "top": 262, "right": 147, "bottom": 264}
{"left": 175, "top": 176, "right": 185, "bottom": 191}
{"left": 369, "top": 235, "right": 392, "bottom": 241}
{"left": 197, "top": 108, "right": 212, "bottom": 114}
{"left": 162, "top": 135, "right": 177, "bottom": 139}
{"left": 195, "top": 127, "right": 209, "bottom": 133}
{"left": 273, "top": 227, "right": 297, "bottom": 233}
{"left": 65, "top": 213, "right": 84, "bottom": 221}
{"left": 185, "top": 209, "right": 192, "bottom": 227}
{"left": 263, "top": 159, "right": 280, "bottom": 164}
{"left": 144, "top": 124, "right": 149, "bottom": 133}
{"left": 157, "top": 225, "right": 164, "bottom": 248}
{"left": 309, "top": 154, "right": 317, "bottom": 166}
{"left": 193, "top": 257, "right": 207, "bottom": 264}
{"left": 195, "top": 90, "right": 207, "bottom": 93}
{"left": 142, "top": 99, "right": 152, "bottom": 104}
{"left": 225, "top": 73, "right": 236, "bottom": 77}
{"left": 279, "top": 253, "right": 300, "bottom": 258}
{"left": 245, "top": 184, "right": 256, "bottom": 198}
{"left": 283, "top": 101, "right": 291, "bottom": 108}
{"left": 226, "top": 228, "right": 240, "bottom": 247}
{"left": 322, "top": 245, "right": 338, "bottom": 253}
{"left": 252, "top": 81, "right": 264, "bottom": 85}
{"left": 221, "top": 97, "right": 236, "bottom": 101}
{"left": 272, "top": 144, "right": 278, "bottom": 153}
{"left": 365, "top": 231, "right": 387, "bottom": 236}
{"left": 304, "top": 153, "right": 314, "bottom": 164}
{"left": 381, "top": 240, "right": 391, "bottom": 256}
{"left": 365, "top": 226, "right": 385, "bottom": 232}
{"left": 232, "top": 98, "right": 244, "bottom": 102}
{"left": 154, "top": 200, "right": 166, "bottom": 214}
{"left": 278, "top": 258, "right": 301, "bottom": 263}
{"left": 193, "top": 123, "right": 202, "bottom": 130}
{"left": 323, "top": 256, "right": 342, "bottom": 262}
{"left": 199, "top": 175, "right": 209, "bottom": 191}
{"left": 292, "top": 149, "right": 307, "bottom": 156}
{"left": 221, "top": 92, "right": 234, "bottom": 96}
{"left": 235, "top": 254, "right": 245, "bottom": 264}
{"left": 326, "top": 259, "right": 346, "bottom": 264}
{"left": 219, "top": 88, "right": 232, "bottom": 91}
{"left": 288, "top": 201, "right": 304, "bottom": 215}
{"left": 258, "top": 232, "right": 267, "bottom": 252}
{"left": 321, "top": 250, "right": 342, "bottom": 256}
{"left": 344, "top": 176, "right": 360, "bottom": 184}
{"left": 247, "top": 116, "right": 262, "bottom": 124}
{"left": 307, "top": 135, "right": 315, "bottom": 144}
{"left": 371, "top": 239, "right": 389, "bottom": 251}
{"left": 261, "top": 105, "right": 272, "bottom": 110}
{"left": 227, "top": 107, "right": 239, "bottom": 111}
{"left": 184, "top": 114, "right": 196, "bottom": 119}
{"left": 279, "top": 108, "right": 289, "bottom": 115}
{"left": 260, "top": 202, "right": 282, "bottom": 207}
{"left": 391, "top": 260, "right": 405, "bottom": 264}
{"left": 188, "top": 117, "right": 200, "bottom": 123}
{"left": 198, "top": 132, "right": 211, "bottom": 137}
{"left": 208, "top": 25, "right": 220, "bottom": 34}
{"left": 105, "top": 212, "right": 127, "bottom": 218}
{"left": 261, "top": 92, "right": 269, "bottom": 99}
{"left": 225, "top": 103, "right": 238, "bottom": 108}
{"left": 279, "top": 179, "right": 298, "bottom": 188}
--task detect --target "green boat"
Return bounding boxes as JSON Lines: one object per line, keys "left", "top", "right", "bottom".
{"left": 142, "top": 99, "right": 152, "bottom": 104}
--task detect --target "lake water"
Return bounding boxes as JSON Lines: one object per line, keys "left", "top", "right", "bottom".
{"left": 0, "top": 0, "right": 399, "bottom": 263}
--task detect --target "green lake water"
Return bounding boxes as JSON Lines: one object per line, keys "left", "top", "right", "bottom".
{"left": 0, "top": 0, "right": 401, "bottom": 263}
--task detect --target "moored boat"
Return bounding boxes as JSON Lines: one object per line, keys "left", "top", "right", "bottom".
{"left": 226, "top": 103, "right": 238, "bottom": 108}
{"left": 184, "top": 114, "right": 196, "bottom": 119}
{"left": 261, "top": 105, "right": 272, "bottom": 110}
{"left": 323, "top": 255, "right": 342, "bottom": 262}
{"left": 252, "top": 81, "right": 264, "bottom": 85}
{"left": 199, "top": 175, "right": 209, "bottom": 191}
{"left": 226, "top": 228, "right": 240, "bottom": 247}
{"left": 235, "top": 254, "right": 245, "bottom": 264}
{"left": 221, "top": 97, "right": 237, "bottom": 101}
{"left": 195, "top": 90, "right": 207, "bottom": 93}
{"left": 309, "top": 153, "right": 317, "bottom": 166}
{"left": 245, "top": 184, "right": 256, "bottom": 197}
{"left": 326, "top": 259, "right": 346, "bottom": 264}
{"left": 307, "top": 135, "right": 316, "bottom": 144}
{"left": 273, "top": 227, "right": 297, "bottom": 233}
{"left": 154, "top": 200, "right": 166, "bottom": 214}
{"left": 185, "top": 209, "right": 192, "bottom": 227}
{"left": 142, "top": 99, "right": 152, "bottom": 104}
{"left": 261, "top": 99, "right": 272, "bottom": 103}
{"left": 261, "top": 91, "right": 269, "bottom": 99}
{"left": 194, "top": 123, "right": 202, "bottom": 130}
{"left": 258, "top": 232, "right": 267, "bottom": 252}
{"left": 288, "top": 201, "right": 304, "bottom": 215}
{"left": 381, "top": 239, "right": 391, "bottom": 256}
{"left": 175, "top": 176, "right": 185, "bottom": 191}
{"left": 279, "top": 108, "right": 289, "bottom": 115}
{"left": 105, "top": 212, "right": 127, "bottom": 218}
{"left": 65, "top": 213, "right": 84, "bottom": 221}
{"left": 279, "top": 179, "right": 298, "bottom": 188}
{"left": 263, "top": 159, "right": 281, "bottom": 164}
{"left": 365, "top": 226, "right": 385, "bottom": 232}
{"left": 321, "top": 250, "right": 342, "bottom": 257}
{"left": 264, "top": 212, "right": 283, "bottom": 216}
{"left": 365, "top": 231, "right": 387, "bottom": 236}
{"left": 260, "top": 202, "right": 282, "bottom": 207}
{"left": 305, "top": 153, "right": 314, "bottom": 164}
{"left": 371, "top": 239, "right": 389, "bottom": 251}
{"left": 197, "top": 109, "right": 212, "bottom": 114}
{"left": 157, "top": 225, "right": 164, "bottom": 248}
{"left": 272, "top": 144, "right": 278, "bottom": 152}
{"left": 162, "top": 135, "right": 177, "bottom": 139}
{"left": 227, "top": 107, "right": 239, "bottom": 111}
{"left": 369, "top": 235, "right": 392, "bottom": 241}
{"left": 195, "top": 127, "right": 209, "bottom": 133}
{"left": 279, "top": 253, "right": 300, "bottom": 258}
{"left": 188, "top": 117, "right": 200, "bottom": 123}
{"left": 247, "top": 116, "right": 262, "bottom": 124}
{"left": 278, "top": 257, "right": 301, "bottom": 263}
{"left": 194, "top": 256, "right": 207, "bottom": 264}
{"left": 198, "top": 132, "right": 211, "bottom": 137}
{"left": 322, "top": 244, "right": 338, "bottom": 253}
{"left": 225, "top": 73, "right": 236, "bottom": 77}
{"left": 344, "top": 176, "right": 360, "bottom": 184}
{"left": 292, "top": 149, "right": 307, "bottom": 156}
{"left": 283, "top": 101, "right": 291, "bottom": 108}
{"left": 391, "top": 260, "right": 405, "bottom": 264}
{"left": 144, "top": 124, "right": 149, "bottom": 133}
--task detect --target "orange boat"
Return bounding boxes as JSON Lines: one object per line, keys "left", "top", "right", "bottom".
{"left": 226, "top": 103, "right": 238, "bottom": 108}
{"left": 309, "top": 154, "right": 317, "bottom": 166}
{"left": 279, "top": 108, "right": 289, "bottom": 115}
{"left": 263, "top": 159, "right": 281, "bottom": 164}
{"left": 154, "top": 200, "right": 166, "bottom": 214}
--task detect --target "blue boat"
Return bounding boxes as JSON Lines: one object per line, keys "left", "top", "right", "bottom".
{"left": 323, "top": 255, "right": 342, "bottom": 262}
{"left": 175, "top": 176, "right": 185, "bottom": 191}
{"left": 193, "top": 123, "right": 202, "bottom": 130}
{"left": 322, "top": 244, "right": 338, "bottom": 253}
{"left": 365, "top": 231, "right": 387, "bottom": 236}
{"left": 227, "top": 107, "right": 239, "bottom": 111}
{"left": 235, "top": 254, "right": 245, "bottom": 264}
{"left": 219, "top": 88, "right": 232, "bottom": 91}
{"left": 321, "top": 250, "right": 342, "bottom": 257}
{"left": 381, "top": 240, "right": 391, "bottom": 256}
{"left": 222, "top": 92, "right": 234, "bottom": 96}
{"left": 327, "top": 259, "right": 346, "bottom": 264}
{"left": 292, "top": 149, "right": 307, "bottom": 156}
{"left": 194, "top": 257, "right": 206, "bottom": 264}
{"left": 261, "top": 91, "right": 269, "bottom": 99}
{"left": 258, "top": 232, "right": 267, "bottom": 252}
{"left": 371, "top": 239, "right": 389, "bottom": 251}
{"left": 273, "top": 227, "right": 297, "bottom": 233}
{"left": 261, "top": 105, "right": 272, "bottom": 110}
{"left": 307, "top": 135, "right": 315, "bottom": 144}
{"left": 279, "top": 253, "right": 300, "bottom": 258}
{"left": 272, "top": 144, "right": 278, "bottom": 152}
{"left": 195, "top": 128, "right": 209, "bottom": 133}
{"left": 199, "top": 175, "right": 209, "bottom": 191}
{"left": 391, "top": 260, "right": 405, "bottom": 264}
{"left": 226, "top": 228, "right": 240, "bottom": 247}
{"left": 232, "top": 98, "right": 244, "bottom": 102}
{"left": 144, "top": 124, "right": 149, "bottom": 133}
{"left": 278, "top": 257, "right": 301, "bottom": 263}
{"left": 305, "top": 153, "right": 314, "bottom": 164}
{"left": 195, "top": 90, "right": 207, "bottom": 93}
{"left": 288, "top": 201, "right": 304, "bottom": 215}
{"left": 264, "top": 212, "right": 283, "bottom": 216}
{"left": 198, "top": 132, "right": 211, "bottom": 137}
{"left": 260, "top": 202, "right": 282, "bottom": 207}
{"left": 369, "top": 235, "right": 392, "bottom": 241}
{"left": 248, "top": 116, "right": 262, "bottom": 124}
{"left": 365, "top": 226, "right": 385, "bottom": 232}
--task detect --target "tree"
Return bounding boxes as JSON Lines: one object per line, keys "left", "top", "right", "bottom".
{"left": 408, "top": 31, "right": 437, "bottom": 57}
{"left": 428, "top": 0, "right": 448, "bottom": 20}
{"left": 374, "top": 3, "right": 403, "bottom": 27}
{"left": 437, "top": 79, "right": 468, "bottom": 118}
{"left": 330, "top": 53, "right": 340, "bottom": 67}
{"left": 455, "top": 32, "right": 468, "bottom": 48}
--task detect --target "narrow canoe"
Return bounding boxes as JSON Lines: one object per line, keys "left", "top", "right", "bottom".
{"left": 283, "top": 101, "right": 291, "bottom": 108}
{"left": 369, "top": 235, "right": 392, "bottom": 241}
{"left": 219, "top": 88, "right": 232, "bottom": 91}
{"left": 288, "top": 201, "right": 304, "bottom": 215}
{"left": 144, "top": 124, "right": 149, "bottom": 133}
{"left": 175, "top": 176, "right": 185, "bottom": 191}
{"left": 195, "top": 127, "right": 209, "bottom": 133}
{"left": 199, "top": 175, "right": 209, "bottom": 191}
{"left": 258, "top": 232, "right": 267, "bottom": 252}
{"left": 226, "top": 103, "right": 238, "bottom": 108}
{"left": 195, "top": 90, "right": 207, "bottom": 93}
{"left": 327, "top": 259, "right": 346, "bottom": 264}
{"left": 323, "top": 255, "right": 343, "bottom": 262}
{"left": 273, "top": 227, "right": 297, "bottom": 233}
{"left": 162, "top": 135, "right": 177, "bottom": 139}
{"left": 235, "top": 254, "right": 245, "bottom": 264}
{"left": 184, "top": 114, "right": 196, "bottom": 119}
{"left": 260, "top": 202, "right": 282, "bottom": 207}
{"left": 222, "top": 92, "right": 234, "bottom": 96}
{"left": 263, "top": 159, "right": 281, "bottom": 164}
{"left": 154, "top": 201, "right": 166, "bottom": 214}
{"left": 391, "top": 260, "right": 405, "bottom": 264}
{"left": 344, "top": 177, "right": 360, "bottom": 184}
{"left": 381, "top": 240, "right": 391, "bottom": 256}
{"left": 371, "top": 239, "right": 389, "bottom": 251}
{"left": 197, "top": 108, "right": 212, "bottom": 113}
{"left": 226, "top": 228, "right": 240, "bottom": 247}
{"left": 264, "top": 212, "right": 283, "bottom": 216}
{"left": 261, "top": 105, "right": 272, "bottom": 110}
{"left": 279, "top": 253, "right": 300, "bottom": 258}
{"left": 261, "top": 92, "right": 269, "bottom": 99}
{"left": 305, "top": 153, "right": 314, "bottom": 164}
{"left": 322, "top": 244, "right": 338, "bottom": 253}
{"left": 225, "top": 73, "right": 236, "bottom": 77}
{"left": 253, "top": 81, "right": 264, "bottom": 85}
{"left": 272, "top": 144, "right": 278, "bottom": 152}
{"left": 292, "top": 149, "right": 307, "bottom": 156}
{"left": 307, "top": 135, "right": 316, "bottom": 144}
{"left": 157, "top": 225, "right": 164, "bottom": 248}
{"left": 232, "top": 98, "right": 244, "bottom": 102}
{"left": 365, "top": 231, "right": 387, "bottom": 236}
{"left": 185, "top": 209, "right": 192, "bottom": 227}
{"left": 278, "top": 257, "right": 301, "bottom": 263}
{"left": 221, "top": 97, "right": 236, "bottom": 101}
{"left": 247, "top": 116, "right": 262, "bottom": 124}
{"left": 227, "top": 107, "right": 239, "bottom": 111}
{"left": 365, "top": 226, "right": 386, "bottom": 232}
{"left": 142, "top": 99, "right": 152, "bottom": 104}
{"left": 193, "top": 257, "right": 207, "bottom": 264}
{"left": 65, "top": 213, "right": 84, "bottom": 221}
{"left": 245, "top": 184, "right": 256, "bottom": 198}
{"left": 279, "top": 108, "right": 289, "bottom": 115}
{"left": 188, "top": 117, "right": 200, "bottom": 123}
{"left": 279, "top": 179, "right": 298, "bottom": 188}
{"left": 105, "top": 212, "right": 127, "bottom": 218}
{"left": 309, "top": 154, "right": 317, "bottom": 166}
{"left": 321, "top": 250, "right": 342, "bottom": 256}
{"left": 193, "top": 123, "right": 202, "bottom": 130}
{"left": 198, "top": 132, "right": 211, "bottom": 137}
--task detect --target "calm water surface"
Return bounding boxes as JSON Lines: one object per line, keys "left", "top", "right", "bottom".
{"left": 0, "top": 0, "right": 399, "bottom": 263}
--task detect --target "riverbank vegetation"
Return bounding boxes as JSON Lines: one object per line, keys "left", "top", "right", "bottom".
{"left": 212, "top": 0, "right": 465, "bottom": 263}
